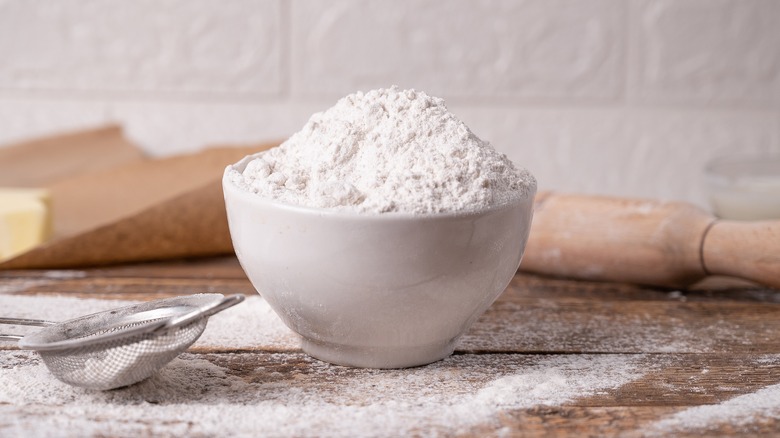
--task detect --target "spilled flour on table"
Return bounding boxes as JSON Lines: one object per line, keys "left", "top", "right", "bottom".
{"left": 0, "top": 351, "right": 646, "bottom": 437}
{"left": 0, "top": 294, "right": 298, "bottom": 350}
{"left": 648, "top": 354, "right": 780, "bottom": 435}
{"left": 459, "top": 302, "right": 748, "bottom": 354}
{"left": 649, "top": 384, "right": 780, "bottom": 434}
{"left": 0, "top": 278, "right": 54, "bottom": 295}
{"left": 0, "top": 294, "right": 138, "bottom": 319}
{"left": 0, "top": 295, "right": 648, "bottom": 437}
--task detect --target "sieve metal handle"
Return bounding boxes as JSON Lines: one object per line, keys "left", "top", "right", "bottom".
{"left": 0, "top": 317, "right": 57, "bottom": 327}
{"left": 0, "top": 318, "right": 56, "bottom": 342}
{"left": 160, "top": 294, "right": 245, "bottom": 330}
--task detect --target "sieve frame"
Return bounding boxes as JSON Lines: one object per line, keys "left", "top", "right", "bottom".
{"left": 14, "top": 294, "right": 243, "bottom": 352}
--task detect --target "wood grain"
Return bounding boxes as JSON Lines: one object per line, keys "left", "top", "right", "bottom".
{"left": 188, "top": 351, "right": 780, "bottom": 407}
{"left": 1, "top": 256, "right": 779, "bottom": 436}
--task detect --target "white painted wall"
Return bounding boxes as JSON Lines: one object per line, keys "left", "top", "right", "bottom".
{"left": 1, "top": 0, "right": 778, "bottom": 208}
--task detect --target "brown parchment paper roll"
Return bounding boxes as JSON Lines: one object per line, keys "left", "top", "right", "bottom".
{"left": 0, "top": 126, "right": 277, "bottom": 269}
{"left": 0, "top": 125, "right": 146, "bottom": 188}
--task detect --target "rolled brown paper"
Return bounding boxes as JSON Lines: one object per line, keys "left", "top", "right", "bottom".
{"left": 521, "top": 192, "right": 780, "bottom": 289}
{"left": 0, "top": 131, "right": 278, "bottom": 270}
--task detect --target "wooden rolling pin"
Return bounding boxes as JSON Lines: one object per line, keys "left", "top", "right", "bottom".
{"left": 520, "top": 192, "right": 780, "bottom": 289}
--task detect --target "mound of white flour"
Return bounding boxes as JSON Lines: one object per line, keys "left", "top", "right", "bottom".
{"left": 228, "top": 87, "right": 535, "bottom": 214}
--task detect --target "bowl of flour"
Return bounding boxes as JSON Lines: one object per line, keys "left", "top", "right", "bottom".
{"left": 223, "top": 87, "right": 536, "bottom": 368}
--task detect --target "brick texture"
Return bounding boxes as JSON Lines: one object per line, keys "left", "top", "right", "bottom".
{"left": 0, "top": 0, "right": 779, "bottom": 208}
{"left": 292, "top": 0, "right": 624, "bottom": 100}
{"left": 0, "top": 0, "right": 282, "bottom": 95}
{"left": 630, "top": 0, "right": 780, "bottom": 105}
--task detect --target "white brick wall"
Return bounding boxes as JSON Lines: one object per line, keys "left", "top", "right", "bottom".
{"left": 630, "top": 0, "right": 780, "bottom": 105}
{"left": 0, "top": 0, "right": 778, "bottom": 208}
{"left": 291, "top": 0, "right": 625, "bottom": 100}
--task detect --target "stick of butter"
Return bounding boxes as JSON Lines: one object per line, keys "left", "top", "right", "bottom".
{"left": 0, "top": 188, "right": 52, "bottom": 261}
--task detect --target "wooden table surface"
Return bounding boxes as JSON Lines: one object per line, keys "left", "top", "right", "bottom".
{"left": 1, "top": 256, "right": 779, "bottom": 437}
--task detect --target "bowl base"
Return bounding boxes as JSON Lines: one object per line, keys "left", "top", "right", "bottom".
{"left": 300, "top": 337, "right": 458, "bottom": 369}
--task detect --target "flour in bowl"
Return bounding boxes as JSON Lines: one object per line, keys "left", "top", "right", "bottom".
{"left": 228, "top": 86, "right": 535, "bottom": 214}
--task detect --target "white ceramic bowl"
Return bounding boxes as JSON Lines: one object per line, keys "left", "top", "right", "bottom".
{"left": 223, "top": 155, "right": 536, "bottom": 368}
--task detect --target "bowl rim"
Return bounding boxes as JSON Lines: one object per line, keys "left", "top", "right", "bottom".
{"left": 223, "top": 153, "right": 537, "bottom": 220}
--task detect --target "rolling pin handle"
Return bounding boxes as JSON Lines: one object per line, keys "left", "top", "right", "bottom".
{"left": 702, "top": 220, "right": 780, "bottom": 289}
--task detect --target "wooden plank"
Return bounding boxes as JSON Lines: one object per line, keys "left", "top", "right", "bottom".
{"left": 2, "top": 271, "right": 780, "bottom": 355}
{"left": 0, "top": 256, "right": 247, "bottom": 280}
{"left": 192, "top": 351, "right": 780, "bottom": 407}
{"left": 1, "top": 254, "right": 779, "bottom": 437}
{"left": 2, "top": 350, "right": 779, "bottom": 436}
{"left": 461, "top": 297, "right": 780, "bottom": 354}
{"left": 508, "top": 274, "right": 780, "bottom": 303}
{"left": 5, "top": 276, "right": 256, "bottom": 301}
{"left": 465, "top": 406, "right": 780, "bottom": 437}
{"left": 2, "top": 255, "right": 776, "bottom": 301}
{"left": 195, "top": 351, "right": 780, "bottom": 435}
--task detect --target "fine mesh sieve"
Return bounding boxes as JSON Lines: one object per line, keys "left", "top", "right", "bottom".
{"left": 0, "top": 293, "right": 244, "bottom": 390}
